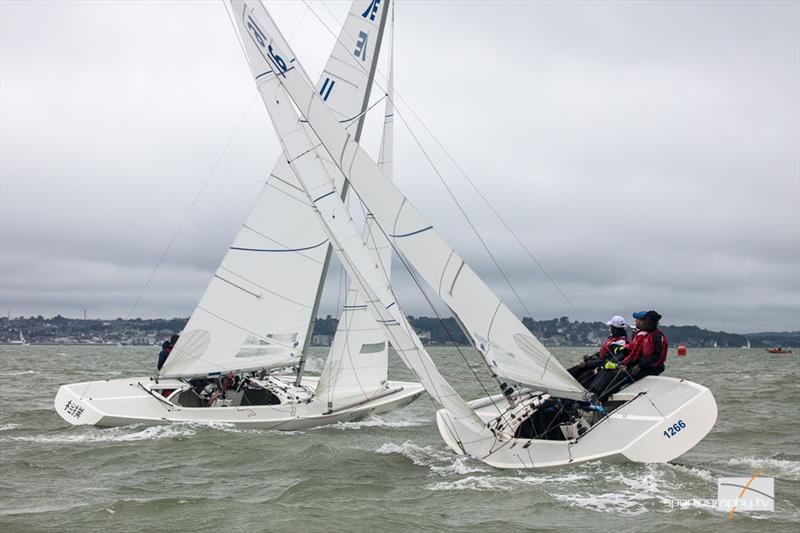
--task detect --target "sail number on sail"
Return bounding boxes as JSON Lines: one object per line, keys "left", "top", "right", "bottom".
{"left": 245, "top": 14, "right": 288, "bottom": 77}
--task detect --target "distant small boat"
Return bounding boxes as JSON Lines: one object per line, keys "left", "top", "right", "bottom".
{"left": 712, "top": 340, "right": 718, "bottom": 348}
{"left": 9, "top": 331, "right": 29, "bottom": 346}
{"left": 766, "top": 347, "right": 792, "bottom": 354}
{"left": 742, "top": 338, "right": 751, "bottom": 349}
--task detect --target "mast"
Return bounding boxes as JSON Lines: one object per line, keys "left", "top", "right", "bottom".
{"left": 313, "top": 5, "right": 395, "bottom": 408}
{"left": 295, "top": 0, "right": 391, "bottom": 385}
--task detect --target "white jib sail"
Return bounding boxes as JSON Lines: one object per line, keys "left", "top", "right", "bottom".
{"left": 161, "top": 0, "right": 391, "bottom": 378}
{"left": 227, "top": 0, "right": 587, "bottom": 400}
{"left": 227, "top": 0, "right": 484, "bottom": 439}
{"left": 315, "top": 20, "right": 396, "bottom": 411}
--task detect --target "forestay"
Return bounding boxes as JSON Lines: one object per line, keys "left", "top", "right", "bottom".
{"left": 315, "top": 31, "right": 396, "bottom": 411}
{"left": 227, "top": 0, "right": 484, "bottom": 438}
{"left": 160, "top": 0, "right": 391, "bottom": 378}
{"left": 226, "top": 0, "right": 587, "bottom": 400}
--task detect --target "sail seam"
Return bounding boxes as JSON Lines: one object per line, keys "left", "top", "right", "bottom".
{"left": 448, "top": 260, "right": 465, "bottom": 296}
{"left": 438, "top": 250, "right": 456, "bottom": 296}
{"left": 486, "top": 301, "right": 503, "bottom": 342}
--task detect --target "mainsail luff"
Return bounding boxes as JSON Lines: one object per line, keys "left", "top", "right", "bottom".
{"left": 227, "top": 0, "right": 587, "bottom": 400}
{"left": 161, "top": 0, "right": 391, "bottom": 379}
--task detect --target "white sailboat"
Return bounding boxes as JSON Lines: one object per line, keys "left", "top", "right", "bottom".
{"left": 9, "top": 330, "right": 29, "bottom": 345}
{"left": 229, "top": 0, "right": 718, "bottom": 467}
{"left": 743, "top": 338, "right": 751, "bottom": 349}
{"left": 54, "top": 0, "right": 423, "bottom": 430}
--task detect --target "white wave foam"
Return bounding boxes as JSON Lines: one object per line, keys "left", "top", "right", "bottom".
{"left": 666, "top": 463, "right": 716, "bottom": 482}
{"left": 183, "top": 420, "right": 303, "bottom": 436}
{"left": 724, "top": 457, "right": 800, "bottom": 479}
{"left": 550, "top": 492, "right": 649, "bottom": 515}
{"left": 0, "top": 423, "right": 21, "bottom": 431}
{"left": 428, "top": 472, "right": 589, "bottom": 492}
{"left": 331, "top": 414, "right": 425, "bottom": 431}
{"left": 376, "top": 440, "right": 488, "bottom": 476}
{"left": 0, "top": 370, "right": 36, "bottom": 376}
{"left": 5, "top": 424, "right": 195, "bottom": 444}
{"left": 546, "top": 463, "right": 696, "bottom": 514}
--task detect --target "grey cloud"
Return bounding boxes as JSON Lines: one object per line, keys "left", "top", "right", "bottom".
{"left": 1, "top": 0, "right": 798, "bottom": 333}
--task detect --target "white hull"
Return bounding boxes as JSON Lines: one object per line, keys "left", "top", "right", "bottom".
{"left": 436, "top": 376, "right": 717, "bottom": 469}
{"left": 55, "top": 375, "right": 424, "bottom": 430}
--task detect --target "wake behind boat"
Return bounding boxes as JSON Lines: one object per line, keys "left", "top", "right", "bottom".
{"left": 55, "top": 0, "right": 423, "bottom": 430}
{"left": 228, "top": 0, "right": 718, "bottom": 468}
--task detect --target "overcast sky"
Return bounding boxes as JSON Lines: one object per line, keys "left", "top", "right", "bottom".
{"left": 1, "top": 0, "right": 798, "bottom": 333}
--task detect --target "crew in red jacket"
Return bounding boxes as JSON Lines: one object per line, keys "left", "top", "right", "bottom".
{"left": 621, "top": 310, "right": 668, "bottom": 379}
{"left": 588, "top": 310, "right": 668, "bottom": 402}
{"left": 568, "top": 315, "right": 629, "bottom": 387}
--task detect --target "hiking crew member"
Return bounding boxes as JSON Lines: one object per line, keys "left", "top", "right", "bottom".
{"left": 588, "top": 310, "right": 667, "bottom": 402}
{"left": 568, "top": 315, "right": 629, "bottom": 387}
{"left": 621, "top": 310, "right": 667, "bottom": 379}
{"left": 157, "top": 334, "right": 180, "bottom": 371}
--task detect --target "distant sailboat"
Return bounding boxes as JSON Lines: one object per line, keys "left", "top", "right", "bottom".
{"left": 54, "top": 0, "right": 423, "bottom": 429}
{"left": 742, "top": 338, "right": 751, "bottom": 349}
{"left": 9, "top": 330, "right": 29, "bottom": 346}
{"left": 229, "top": 0, "right": 718, "bottom": 468}
{"left": 713, "top": 340, "right": 718, "bottom": 348}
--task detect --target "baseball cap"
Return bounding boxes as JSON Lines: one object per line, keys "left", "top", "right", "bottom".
{"left": 632, "top": 310, "right": 662, "bottom": 322}
{"left": 606, "top": 315, "right": 626, "bottom": 328}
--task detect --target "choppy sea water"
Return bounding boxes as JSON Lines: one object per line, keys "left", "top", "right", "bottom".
{"left": 0, "top": 345, "right": 797, "bottom": 532}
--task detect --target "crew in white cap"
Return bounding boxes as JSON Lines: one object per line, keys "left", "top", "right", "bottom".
{"left": 567, "top": 315, "right": 629, "bottom": 387}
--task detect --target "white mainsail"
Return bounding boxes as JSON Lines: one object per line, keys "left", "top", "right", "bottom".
{"left": 227, "top": 0, "right": 587, "bottom": 401}
{"left": 315, "top": 18, "right": 396, "bottom": 411}
{"left": 161, "top": 0, "right": 391, "bottom": 378}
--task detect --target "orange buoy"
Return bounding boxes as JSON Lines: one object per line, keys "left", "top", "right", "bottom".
{"left": 677, "top": 345, "right": 687, "bottom": 356}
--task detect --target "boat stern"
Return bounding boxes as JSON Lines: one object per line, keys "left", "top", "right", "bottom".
{"left": 620, "top": 378, "right": 718, "bottom": 463}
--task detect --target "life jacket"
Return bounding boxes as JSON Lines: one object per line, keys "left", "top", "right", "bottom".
{"left": 598, "top": 335, "right": 627, "bottom": 361}
{"left": 623, "top": 329, "right": 668, "bottom": 368}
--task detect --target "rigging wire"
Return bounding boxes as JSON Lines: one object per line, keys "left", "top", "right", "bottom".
{"left": 301, "top": 0, "right": 566, "bottom": 398}
{"left": 304, "top": 0, "right": 584, "bottom": 322}
{"left": 124, "top": 94, "right": 259, "bottom": 320}
{"left": 331, "top": 0, "right": 508, "bottom": 414}
{"left": 126, "top": 0, "right": 314, "bottom": 320}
